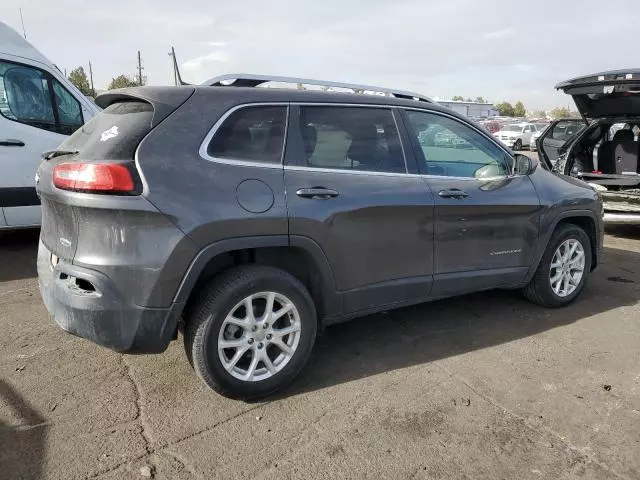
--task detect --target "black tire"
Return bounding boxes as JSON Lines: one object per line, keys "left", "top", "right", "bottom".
{"left": 184, "top": 265, "right": 317, "bottom": 400}
{"left": 514, "top": 139, "right": 522, "bottom": 151}
{"left": 522, "top": 224, "right": 592, "bottom": 308}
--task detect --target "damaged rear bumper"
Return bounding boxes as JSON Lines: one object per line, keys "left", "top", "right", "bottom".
{"left": 37, "top": 240, "right": 182, "bottom": 353}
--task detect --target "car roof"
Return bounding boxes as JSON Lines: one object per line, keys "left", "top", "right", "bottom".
{"left": 99, "top": 85, "right": 479, "bottom": 126}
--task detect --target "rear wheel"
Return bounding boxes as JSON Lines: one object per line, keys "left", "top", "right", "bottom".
{"left": 522, "top": 224, "right": 591, "bottom": 307}
{"left": 514, "top": 139, "right": 522, "bottom": 151}
{"left": 184, "top": 265, "right": 317, "bottom": 400}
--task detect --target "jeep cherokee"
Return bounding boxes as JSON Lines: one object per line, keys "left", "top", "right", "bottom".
{"left": 36, "top": 75, "right": 603, "bottom": 399}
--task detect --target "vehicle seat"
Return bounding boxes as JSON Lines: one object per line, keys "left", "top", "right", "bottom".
{"left": 347, "top": 125, "right": 378, "bottom": 170}
{"left": 612, "top": 129, "right": 639, "bottom": 174}
{"left": 300, "top": 124, "right": 317, "bottom": 163}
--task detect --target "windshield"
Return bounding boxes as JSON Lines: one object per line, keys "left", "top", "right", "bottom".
{"left": 501, "top": 125, "right": 522, "bottom": 132}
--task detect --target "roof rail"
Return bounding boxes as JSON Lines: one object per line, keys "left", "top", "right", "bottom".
{"left": 203, "top": 73, "right": 432, "bottom": 103}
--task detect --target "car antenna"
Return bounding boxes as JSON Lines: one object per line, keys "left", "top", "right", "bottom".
{"left": 169, "top": 46, "right": 190, "bottom": 86}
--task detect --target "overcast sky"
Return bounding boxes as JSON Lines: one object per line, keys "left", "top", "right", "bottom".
{"left": 2, "top": 0, "right": 639, "bottom": 109}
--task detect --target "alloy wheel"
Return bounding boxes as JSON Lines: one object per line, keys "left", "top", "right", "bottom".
{"left": 549, "top": 239, "right": 585, "bottom": 297}
{"left": 217, "top": 292, "right": 301, "bottom": 381}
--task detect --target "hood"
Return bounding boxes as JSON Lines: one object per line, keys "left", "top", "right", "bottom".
{"left": 495, "top": 130, "right": 519, "bottom": 137}
{"left": 556, "top": 69, "right": 640, "bottom": 120}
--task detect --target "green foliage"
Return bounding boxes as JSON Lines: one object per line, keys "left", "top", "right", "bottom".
{"left": 513, "top": 101, "right": 526, "bottom": 117}
{"left": 451, "top": 95, "right": 465, "bottom": 101}
{"left": 68, "top": 67, "right": 91, "bottom": 96}
{"left": 532, "top": 110, "right": 547, "bottom": 119}
{"left": 475, "top": 96, "right": 486, "bottom": 104}
{"left": 108, "top": 75, "right": 139, "bottom": 90}
{"left": 495, "top": 101, "right": 515, "bottom": 116}
{"left": 549, "top": 107, "right": 571, "bottom": 119}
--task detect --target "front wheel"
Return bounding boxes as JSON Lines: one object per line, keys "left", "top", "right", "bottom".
{"left": 522, "top": 224, "right": 591, "bottom": 307}
{"left": 185, "top": 265, "right": 317, "bottom": 400}
{"left": 514, "top": 139, "right": 522, "bottom": 151}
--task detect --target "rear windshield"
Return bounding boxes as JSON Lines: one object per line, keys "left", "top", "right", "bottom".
{"left": 59, "top": 101, "right": 153, "bottom": 160}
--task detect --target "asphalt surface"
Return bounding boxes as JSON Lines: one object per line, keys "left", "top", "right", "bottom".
{"left": 1, "top": 225, "right": 639, "bottom": 479}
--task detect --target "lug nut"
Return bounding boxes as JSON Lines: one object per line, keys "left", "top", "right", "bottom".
{"left": 247, "top": 338, "right": 254, "bottom": 345}
{"left": 266, "top": 334, "right": 272, "bottom": 340}
{"left": 257, "top": 342, "right": 264, "bottom": 349}
{"left": 251, "top": 325, "right": 257, "bottom": 332}
{"left": 263, "top": 323, "right": 269, "bottom": 329}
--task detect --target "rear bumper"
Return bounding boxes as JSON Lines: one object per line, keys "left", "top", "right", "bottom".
{"left": 603, "top": 212, "right": 640, "bottom": 224}
{"left": 37, "top": 240, "right": 182, "bottom": 353}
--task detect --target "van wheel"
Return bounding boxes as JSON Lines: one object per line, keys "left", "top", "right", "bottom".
{"left": 514, "top": 139, "right": 522, "bottom": 151}
{"left": 522, "top": 224, "right": 591, "bottom": 308}
{"left": 184, "top": 265, "right": 317, "bottom": 400}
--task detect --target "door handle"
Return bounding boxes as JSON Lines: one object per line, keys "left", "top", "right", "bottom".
{"left": 438, "top": 189, "right": 469, "bottom": 199}
{"left": 0, "top": 139, "right": 25, "bottom": 147}
{"left": 296, "top": 187, "right": 339, "bottom": 199}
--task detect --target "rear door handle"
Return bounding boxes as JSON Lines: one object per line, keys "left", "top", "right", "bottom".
{"left": 438, "top": 189, "right": 469, "bottom": 199}
{"left": 296, "top": 187, "right": 339, "bottom": 199}
{"left": 0, "top": 139, "right": 25, "bottom": 147}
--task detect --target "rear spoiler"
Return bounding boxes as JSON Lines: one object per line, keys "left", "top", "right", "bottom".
{"left": 95, "top": 87, "right": 195, "bottom": 127}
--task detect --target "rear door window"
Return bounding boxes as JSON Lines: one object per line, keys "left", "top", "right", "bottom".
{"left": 207, "top": 106, "right": 287, "bottom": 164}
{"left": 296, "top": 106, "right": 406, "bottom": 173}
{"left": 0, "top": 60, "right": 83, "bottom": 135}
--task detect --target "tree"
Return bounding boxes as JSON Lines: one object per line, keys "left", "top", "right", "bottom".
{"left": 549, "top": 107, "right": 571, "bottom": 119}
{"left": 108, "top": 75, "right": 139, "bottom": 90}
{"left": 532, "top": 109, "right": 547, "bottom": 119}
{"left": 451, "top": 95, "right": 465, "bottom": 101}
{"left": 475, "top": 96, "right": 486, "bottom": 104}
{"left": 465, "top": 97, "right": 473, "bottom": 102}
{"left": 513, "top": 101, "right": 526, "bottom": 117}
{"left": 495, "top": 101, "right": 515, "bottom": 116}
{"left": 68, "top": 67, "right": 91, "bottom": 96}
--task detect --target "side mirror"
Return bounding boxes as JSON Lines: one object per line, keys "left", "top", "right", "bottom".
{"left": 513, "top": 154, "right": 537, "bottom": 175}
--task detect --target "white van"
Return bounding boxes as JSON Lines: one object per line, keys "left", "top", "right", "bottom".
{"left": 0, "top": 21, "right": 99, "bottom": 229}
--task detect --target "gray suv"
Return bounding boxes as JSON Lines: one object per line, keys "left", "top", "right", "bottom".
{"left": 36, "top": 75, "right": 603, "bottom": 399}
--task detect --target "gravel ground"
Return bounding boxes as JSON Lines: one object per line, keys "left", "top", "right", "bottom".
{"left": 1, "top": 223, "right": 639, "bottom": 480}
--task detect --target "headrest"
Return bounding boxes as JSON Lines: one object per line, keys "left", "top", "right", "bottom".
{"left": 613, "top": 129, "right": 634, "bottom": 142}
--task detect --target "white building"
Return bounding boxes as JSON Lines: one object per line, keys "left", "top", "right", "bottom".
{"left": 436, "top": 100, "right": 498, "bottom": 119}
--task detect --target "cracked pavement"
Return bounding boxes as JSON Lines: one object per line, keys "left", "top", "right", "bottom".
{"left": 1, "top": 226, "right": 639, "bottom": 480}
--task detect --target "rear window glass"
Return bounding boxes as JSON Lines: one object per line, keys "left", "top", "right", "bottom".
{"left": 59, "top": 101, "right": 153, "bottom": 159}
{"left": 207, "top": 106, "right": 287, "bottom": 164}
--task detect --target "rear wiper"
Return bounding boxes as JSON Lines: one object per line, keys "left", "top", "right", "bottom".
{"left": 42, "top": 149, "right": 79, "bottom": 160}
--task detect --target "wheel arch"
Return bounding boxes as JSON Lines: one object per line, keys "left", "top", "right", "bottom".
{"left": 524, "top": 210, "right": 600, "bottom": 284}
{"left": 174, "top": 235, "right": 341, "bottom": 323}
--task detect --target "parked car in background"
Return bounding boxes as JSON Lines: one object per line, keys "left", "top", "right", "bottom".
{"left": 538, "top": 69, "right": 640, "bottom": 224}
{"left": 0, "top": 21, "right": 98, "bottom": 230}
{"left": 37, "top": 74, "right": 603, "bottom": 399}
{"left": 530, "top": 121, "right": 574, "bottom": 151}
{"left": 493, "top": 122, "right": 538, "bottom": 150}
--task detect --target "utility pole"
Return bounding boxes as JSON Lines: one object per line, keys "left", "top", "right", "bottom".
{"left": 137, "top": 51, "right": 144, "bottom": 86}
{"left": 19, "top": 8, "right": 27, "bottom": 39}
{"left": 88, "top": 61, "right": 95, "bottom": 97}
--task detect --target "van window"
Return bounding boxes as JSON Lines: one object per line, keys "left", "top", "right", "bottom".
{"left": 207, "top": 106, "right": 287, "bottom": 164}
{"left": 0, "top": 60, "right": 83, "bottom": 135}
{"left": 297, "top": 106, "right": 405, "bottom": 173}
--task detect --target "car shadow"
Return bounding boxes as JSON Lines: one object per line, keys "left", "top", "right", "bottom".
{"left": 0, "top": 230, "right": 39, "bottom": 283}
{"left": 284, "top": 245, "right": 639, "bottom": 398}
{"left": 0, "top": 380, "right": 47, "bottom": 480}
{"left": 605, "top": 224, "right": 640, "bottom": 240}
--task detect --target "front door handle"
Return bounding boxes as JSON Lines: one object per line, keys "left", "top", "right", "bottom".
{"left": 0, "top": 139, "right": 25, "bottom": 147}
{"left": 296, "top": 187, "right": 339, "bottom": 199}
{"left": 438, "top": 189, "right": 469, "bottom": 199}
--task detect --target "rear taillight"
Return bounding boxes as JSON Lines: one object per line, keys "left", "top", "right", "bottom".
{"left": 53, "top": 163, "right": 136, "bottom": 193}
